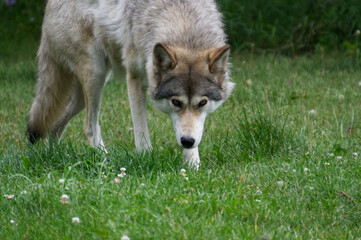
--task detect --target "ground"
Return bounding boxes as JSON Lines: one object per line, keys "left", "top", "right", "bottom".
{"left": 0, "top": 48, "right": 361, "bottom": 239}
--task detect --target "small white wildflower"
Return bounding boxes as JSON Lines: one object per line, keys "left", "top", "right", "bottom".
{"left": 121, "top": 235, "right": 130, "bottom": 240}
{"left": 117, "top": 173, "right": 124, "bottom": 178}
{"left": 292, "top": 169, "right": 296, "bottom": 173}
{"left": 325, "top": 162, "right": 330, "bottom": 166}
{"left": 65, "top": 187, "right": 69, "bottom": 191}
{"left": 355, "top": 29, "right": 360, "bottom": 36}
{"left": 114, "top": 178, "right": 121, "bottom": 184}
{"left": 353, "top": 152, "right": 358, "bottom": 159}
{"left": 120, "top": 167, "right": 127, "bottom": 177}
{"left": 308, "top": 109, "right": 316, "bottom": 115}
{"left": 180, "top": 169, "right": 188, "bottom": 180}
{"left": 338, "top": 94, "right": 344, "bottom": 100}
{"left": 20, "top": 191, "right": 27, "bottom": 194}
{"left": 72, "top": 217, "right": 80, "bottom": 224}
{"left": 59, "top": 178, "right": 65, "bottom": 184}
{"left": 255, "top": 199, "right": 261, "bottom": 202}
{"left": 256, "top": 187, "right": 262, "bottom": 194}
{"left": 304, "top": 167, "right": 310, "bottom": 172}
{"left": 337, "top": 156, "right": 343, "bottom": 161}
{"left": 10, "top": 220, "right": 15, "bottom": 224}
{"left": 4, "top": 194, "right": 14, "bottom": 200}
{"left": 277, "top": 181, "right": 284, "bottom": 187}
{"left": 328, "top": 153, "right": 334, "bottom": 157}
{"left": 60, "top": 194, "right": 69, "bottom": 205}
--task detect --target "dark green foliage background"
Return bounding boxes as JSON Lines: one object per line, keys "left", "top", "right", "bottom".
{"left": 219, "top": 0, "right": 361, "bottom": 54}
{"left": 1, "top": 0, "right": 361, "bottom": 54}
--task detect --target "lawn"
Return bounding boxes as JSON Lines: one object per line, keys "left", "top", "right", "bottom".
{"left": 1, "top": 35, "right": 361, "bottom": 238}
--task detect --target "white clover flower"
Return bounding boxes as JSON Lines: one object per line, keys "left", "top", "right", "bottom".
{"left": 180, "top": 169, "right": 188, "bottom": 180}
{"left": 277, "top": 181, "right": 284, "bottom": 187}
{"left": 337, "top": 156, "right": 343, "bottom": 160}
{"left": 10, "top": 220, "right": 15, "bottom": 224}
{"left": 304, "top": 167, "right": 310, "bottom": 172}
{"left": 338, "top": 95, "right": 344, "bottom": 100}
{"left": 117, "top": 173, "right": 124, "bottom": 178}
{"left": 353, "top": 152, "right": 358, "bottom": 159}
{"left": 120, "top": 167, "right": 127, "bottom": 177}
{"left": 4, "top": 194, "right": 14, "bottom": 200}
{"left": 328, "top": 153, "right": 334, "bottom": 157}
{"left": 114, "top": 178, "right": 121, "bottom": 184}
{"left": 308, "top": 109, "right": 316, "bottom": 115}
{"left": 59, "top": 179, "right": 65, "bottom": 184}
{"left": 60, "top": 194, "right": 69, "bottom": 205}
{"left": 72, "top": 217, "right": 80, "bottom": 224}
{"left": 325, "top": 162, "right": 330, "bottom": 166}
{"left": 121, "top": 235, "right": 130, "bottom": 240}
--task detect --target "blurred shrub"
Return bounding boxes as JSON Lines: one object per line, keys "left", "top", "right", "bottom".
{"left": 1, "top": 0, "right": 360, "bottom": 55}
{"left": 218, "top": 0, "right": 361, "bottom": 54}
{"left": 0, "top": 1, "right": 46, "bottom": 41}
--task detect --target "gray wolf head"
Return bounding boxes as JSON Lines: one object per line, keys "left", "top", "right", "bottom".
{"left": 150, "top": 43, "right": 234, "bottom": 149}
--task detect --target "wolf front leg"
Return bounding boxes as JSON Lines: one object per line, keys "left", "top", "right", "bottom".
{"left": 183, "top": 147, "right": 200, "bottom": 170}
{"left": 126, "top": 71, "right": 152, "bottom": 151}
{"left": 80, "top": 67, "right": 108, "bottom": 153}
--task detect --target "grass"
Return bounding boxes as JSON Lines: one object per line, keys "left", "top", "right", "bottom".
{"left": 1, "top": 32, "right": 361, "bottom": 239}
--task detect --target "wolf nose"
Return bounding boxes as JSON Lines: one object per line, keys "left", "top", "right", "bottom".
{"left": 181, "top": 137, "right": 195, "bottom": 148}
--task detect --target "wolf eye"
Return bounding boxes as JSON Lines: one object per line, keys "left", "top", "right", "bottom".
{"left": 198, "top": 100, "right": 208, "bottom": 108}
{"left": 172, "top": 99, "right": 182, "bottom": 107}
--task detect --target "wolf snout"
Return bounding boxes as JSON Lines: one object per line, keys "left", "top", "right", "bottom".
{"left": 181, "top": 136, "right": 195, "bottom": 149}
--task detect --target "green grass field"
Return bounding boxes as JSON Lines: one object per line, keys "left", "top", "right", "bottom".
{"left": 1, "top": 36, "right": 361, "bottom": 239}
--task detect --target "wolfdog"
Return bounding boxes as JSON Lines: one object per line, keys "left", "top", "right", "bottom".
{"left": 27, "top": 0, "right": 234, "bottom": 168}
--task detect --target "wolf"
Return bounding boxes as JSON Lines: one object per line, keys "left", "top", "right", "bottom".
{"left": 27, "top": 0, "right": 234, "bottom": 169}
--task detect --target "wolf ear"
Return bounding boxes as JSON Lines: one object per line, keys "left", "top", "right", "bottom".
{"left": 153, "top": 43, "right": 177, "bottom": 71}
{"left": 209, "top": 45, "right": 230, "bottom": 74}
